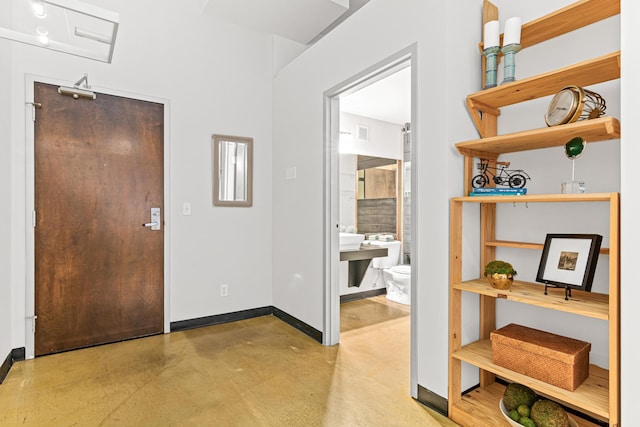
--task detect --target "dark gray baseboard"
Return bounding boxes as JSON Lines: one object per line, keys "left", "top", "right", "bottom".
{"left": 171, "top": 306, "right": 272, "bottom": 332}
{"left": 340, "top": 288, "right": 386, "bottom": 303}
{"left": 0, "top": 347, "right": 26, "bottom": 384}
{"left": 272, "top": 306, "right": 323, "bottom": 343}
{"left": 171, "top": 306, "right": 323, "bottom": 344}
{"left": 417, "top": 384, "right": 448, "bottom": 417}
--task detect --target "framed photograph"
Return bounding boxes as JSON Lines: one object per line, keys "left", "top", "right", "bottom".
{"left": 536, "top": 234, "right": 602, "bottom": 293}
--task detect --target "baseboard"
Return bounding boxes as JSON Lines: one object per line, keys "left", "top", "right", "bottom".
{"left": 170, "top": 306, "right": 323, "bottom": 344}
{"left": 416, "top": 384, "right": 448, "bottom": 417}
{"left": 12, "top": 348, "right": 26, "bottom": 361}
{"left": 340, "top": 288, "right": 386, "bottom": 303}
{"left": 170, "top": 306, "right": 272, "bottom": 332}
{"left": 0, "top": 347, "right": 26, "bottom": 384}
{"left": 271, "top": 307, "right": 323, "bottom": 343}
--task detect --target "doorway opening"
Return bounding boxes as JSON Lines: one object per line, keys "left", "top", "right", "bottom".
{"left": 324, "top": 45, "right": 418, "bottom": 394}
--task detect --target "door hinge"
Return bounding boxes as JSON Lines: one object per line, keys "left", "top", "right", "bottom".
{"left": 26, "top": 102, "right": 41, "bottom": 122}
{"left": 32, "top": 210, "right": 37, "bottom": 228}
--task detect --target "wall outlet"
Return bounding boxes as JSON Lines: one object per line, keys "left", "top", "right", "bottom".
{"left": 220, "top": 283, "right": 228, "bottom": 297}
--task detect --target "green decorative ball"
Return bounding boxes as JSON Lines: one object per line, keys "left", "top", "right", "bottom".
{"left": 565, "top": 136, "right": 586, "bottom": 159}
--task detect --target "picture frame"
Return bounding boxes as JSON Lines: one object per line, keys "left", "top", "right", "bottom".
{"left": 536, "top": 233, "right": 602, "bottom": 299}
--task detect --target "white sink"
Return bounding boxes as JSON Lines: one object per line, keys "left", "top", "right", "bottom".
{"left": 339, "top": 232, "right": 364, "bottom": 251}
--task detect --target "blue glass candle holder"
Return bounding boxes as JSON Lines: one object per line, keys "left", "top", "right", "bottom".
{"left": 501, "top": 43, "right": 522, "bottom": 84}
{"left": 483, "top": 46, "right": 501, "bottom": 89}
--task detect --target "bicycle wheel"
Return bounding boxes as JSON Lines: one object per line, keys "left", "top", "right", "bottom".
{"left": 508, "top": 173, "right": 527, "bottom": 188}
{"left": 472, "top": 174, "right": 488, "bottom": 188}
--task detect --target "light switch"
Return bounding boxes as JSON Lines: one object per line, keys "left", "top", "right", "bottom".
{"left": 183, "top": 202, "right": 191, "bottom": 216}
{"left": 286, "top": 167, "right": 297, "bottom": 180}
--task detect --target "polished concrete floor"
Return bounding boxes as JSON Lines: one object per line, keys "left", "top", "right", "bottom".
{"left": 0, "top": 296, "right": 459, "bottom": 426}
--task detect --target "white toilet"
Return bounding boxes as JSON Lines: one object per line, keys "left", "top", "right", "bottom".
{"left": 368, "top": 240, "right": 411, "bottom": 305}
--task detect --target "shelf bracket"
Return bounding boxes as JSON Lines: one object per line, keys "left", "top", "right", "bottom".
{"left": 466, "top": 98, "right": 501, "bottom": 139}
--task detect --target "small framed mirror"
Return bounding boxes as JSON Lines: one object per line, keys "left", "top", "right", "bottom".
{"left": 212, "top": 134, "right": 253, "bottom": 207}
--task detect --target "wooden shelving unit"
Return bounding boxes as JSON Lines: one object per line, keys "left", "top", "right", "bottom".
{"left": 456, "top": 116, "right": 620, "bottom": 158}
{"left": 450, "top": 193, "right": 619, "bottom": 426}
{"left": 466, "top": 52, "right": 620, "bottom": 140}
{"left": 448, "top": 1, "right": 621, "bottom": 426}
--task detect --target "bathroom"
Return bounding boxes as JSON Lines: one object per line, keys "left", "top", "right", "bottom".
{"left": 338, "top": 66, "right": 411, "bottom": 305}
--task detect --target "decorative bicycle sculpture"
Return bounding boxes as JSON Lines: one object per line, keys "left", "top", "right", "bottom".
{"left": 472, "top": 159, "right": 531, "bottom": 188}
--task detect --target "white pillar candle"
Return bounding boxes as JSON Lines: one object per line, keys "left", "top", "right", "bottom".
{"left": 483, "top": 20, "right": 500, "bottom": 48}
{"left": 503, "top": 17, "right": 522, "bottom": 46}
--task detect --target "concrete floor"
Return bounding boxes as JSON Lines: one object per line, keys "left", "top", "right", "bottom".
{"left": 0, "top": 296, "right": 459, "bottom": 426}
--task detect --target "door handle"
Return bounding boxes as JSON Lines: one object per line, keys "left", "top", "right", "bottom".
{"left": 142, "top": 207, "right": 161, "bottom": 231}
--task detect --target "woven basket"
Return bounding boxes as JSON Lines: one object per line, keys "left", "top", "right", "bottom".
{"left": 491, "top": 323, "right": 591, "bottom": 391}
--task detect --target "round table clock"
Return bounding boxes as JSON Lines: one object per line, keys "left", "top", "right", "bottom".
{"left": 544, "top": 85, "right": 606, "bottom": 127}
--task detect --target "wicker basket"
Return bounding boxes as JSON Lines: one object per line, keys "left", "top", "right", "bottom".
{"left": 491, "top": 323, "right": 591, "bottom": 391}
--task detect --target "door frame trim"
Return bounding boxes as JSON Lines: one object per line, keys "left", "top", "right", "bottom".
{"left": 322, "top": 44, "right": 419, "bottom": 395}
{"left": 24, "top": 74, "right": 172, "bottom": 359}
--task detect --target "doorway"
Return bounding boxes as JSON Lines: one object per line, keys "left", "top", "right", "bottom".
{"left": 324, "top": 46, "right": 418, "bottom": 393}
{"left": 25, "top": 78, "right": 171, "bottom": 358}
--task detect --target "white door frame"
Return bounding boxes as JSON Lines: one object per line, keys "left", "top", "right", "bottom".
{"left": 24, "top": 74, "right": 172, "bottom": 359}
{"left": 323, "top": 44, "right": 419, "bottom": 395}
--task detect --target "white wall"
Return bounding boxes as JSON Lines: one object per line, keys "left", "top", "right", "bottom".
{"left": 0, "top": 0, "right": 13, "bottom": 361}
{"left": 340, "top": 112, "right": 403, "bottom": 159}
{"left": 620, "top": 0, "right": 639, "bottom": 423}
{"left": 5, "top": 0, "right": 274, "bottom": 351}
{"left": 338, "top": 153, "right": 356, "bottom": 230}
{"left": 272, "top": 0, "right": 479, "bottom": 398}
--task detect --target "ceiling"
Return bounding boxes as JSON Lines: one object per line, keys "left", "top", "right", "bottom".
{"left": 0, "top": 0, "right": 119, "bottom": 63}
{"left": 202, "top": 0, "right": 370, "bottom": 45}
{"left": 340, "top": 66, "right": 411, "bottom": 125}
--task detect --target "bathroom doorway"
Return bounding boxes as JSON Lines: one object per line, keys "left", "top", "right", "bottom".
{"left": 324, "top": 46, "right": 417, "bottom": 393}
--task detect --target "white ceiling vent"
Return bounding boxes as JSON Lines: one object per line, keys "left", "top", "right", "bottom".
{"left": 356, "top": 125, "right": 369, "bottom": 143}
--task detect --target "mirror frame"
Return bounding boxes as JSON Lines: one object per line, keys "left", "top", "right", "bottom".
{"left": 212, "top": 134, "right": 253, "bottom": 207}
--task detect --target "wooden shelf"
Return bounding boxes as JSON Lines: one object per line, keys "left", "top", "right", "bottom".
{"left": 485, "top": 240, "right": 610, "bottom": 255}
{"left": 478, "top": 0, "right": 620, "bottom": 51}
{"left": 456, "top": 116, "right": 620, "bottom": 158}
{"left": 468, "top": 51, "right": 620, "bottom": 111}
{"left": 520, "top": 0, "right": 619, "bottom": 50}
{"left": 453, "top": 279, "right": 609, "bottom": 320}
{"left": 453, "top": 192, "right": 616, "bottom": 204}
{"left": 451, "top": 340, "right": 610, "bottom": 422}
{"left": 450, "top": 382, "right": 603, "bottom": 427}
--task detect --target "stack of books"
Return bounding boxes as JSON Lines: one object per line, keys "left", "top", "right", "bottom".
{"left": 470, "top": 187, "right": 527, "bottom": 196}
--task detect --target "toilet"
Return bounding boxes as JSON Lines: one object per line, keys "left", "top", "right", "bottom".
{"left": 368, "top": 240, "right": 411, "bottom": 305}
{"left": 384, "top": 264, "right": 411, "bottom": 305}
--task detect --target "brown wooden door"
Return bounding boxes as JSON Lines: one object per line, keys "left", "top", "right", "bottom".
{"left": 34, "top": 82, "right": 164, "bottom": 356}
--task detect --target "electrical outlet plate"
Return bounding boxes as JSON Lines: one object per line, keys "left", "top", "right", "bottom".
{"left": 220, "top": 284, "right": 228, "bottom": 297}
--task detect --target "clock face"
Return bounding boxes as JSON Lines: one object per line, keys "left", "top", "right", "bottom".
{"left": 545, "top": 89, "right": 578, "bottom": 126}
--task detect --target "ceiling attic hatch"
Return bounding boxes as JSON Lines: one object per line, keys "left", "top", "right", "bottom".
{"left": 201, "top": 0, "right": 370, "bottom": 45}
{"left": 0, "top": 0, "right": 119, "bottom": 63}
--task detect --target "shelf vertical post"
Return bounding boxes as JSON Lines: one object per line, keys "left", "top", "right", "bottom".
{"left": 609, "top": 192, "right": 620, "bottom": 426}
{"left": 449, "top": 199, "right": 463, "bottom": 412}
{"left": 481, "top": 0, "right": 499, "bottom": 89}
{"left": 479, "top": 202, "right": 497, "bottom": 387}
